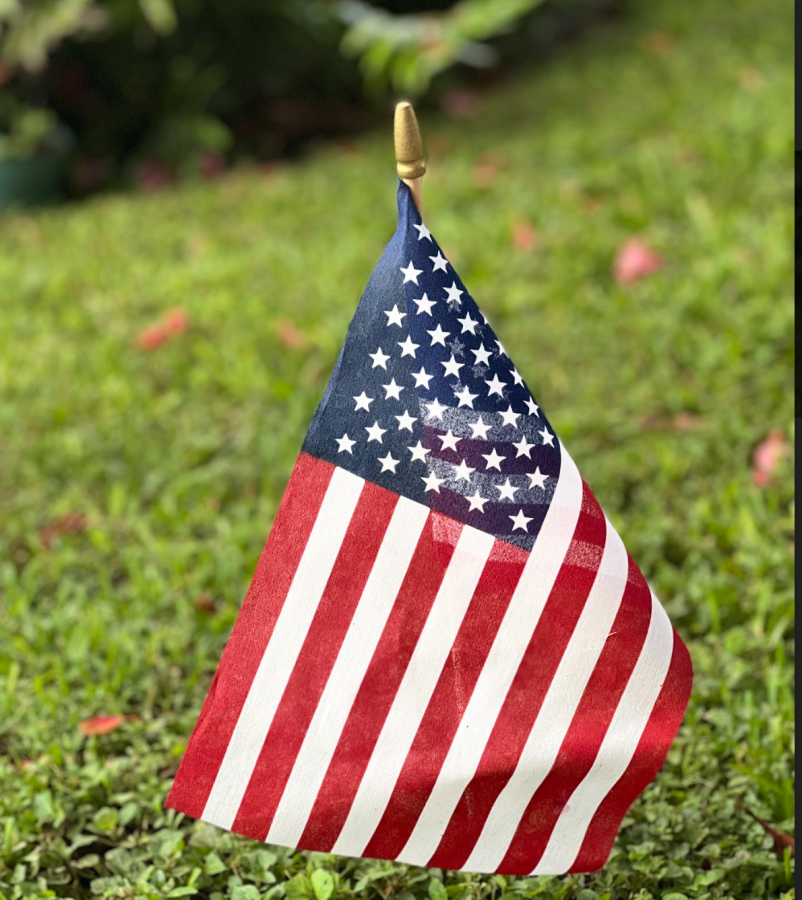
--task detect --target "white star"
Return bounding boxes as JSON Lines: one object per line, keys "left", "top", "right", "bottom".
{"left": 439, "top": 429, "right": 460, "bottom": 453}
{"left": 511, "top": 367, "right": 524, "bottom": 387}
{"left": 336, "top": 433, "right": 355, "bottom": 454}
{"left": 422, "top": 472, "right": 445, "bottom": 493}
{"left": 414, "top": 222, "right": 432, "bottom": 241}
{"left": 379, "top": 452, "right": 399, "bottom": 474}
{"left": 353, "top": 391, "right": 373, "bottom": 412}
{"left": 413, "top": 293, "right": 436, "bottom": 316}
{"left": 527, "top": 467, "right": 548, "bottom": 489}
{"left": 441, "top": 356, "right": 463, "bottom": 379}
{"left": 426, "top": 398, "right": 448, "bottom": 420}
{"left": 370, "top": 347, "right": 390, "bottom": 370}
{"left": 525, "top": 397, "right": 541, "bottom": 417}
{"left": 383, "top": 378, "right": 404, "bottom": 401}
{"left": 485, "top": 373, "right": 507, "bottom": 397}
{"left": 495, "top": 339, "right": 508, "bottom": 357}
{"left": 467, "top": 490, "right": 488, "bottom": 513}
{"left": 482, "top": 448, "right": 506, "bottom": 471}
{"left": 499, "top": 405, "right": 520, "bottom": 429}
{"left": 539, "top": 427, "right": 555, "bottom": 447}
{"left": 427, "top": 324, "right": 450, "bottom": 346}
{"left": 457, "top": 312, "right": 479, "bottom": 335}
{"left": 444, "top": 282, "right": 464, "bottom": 308}
{"left": 472, "top": 345, "right": 492, "bottom": 366}
{"left": 469, "top": 417, "right": 491, "bottom": 440}
{"left": 430, "top": 251, "right": 449, "bottom": 272}
{"left": 510, "top": 508, "right": 534, "bottom": 532}
{"left": 408, "top": 441, "right": 430, "bottom": 463}
{"left": 384, "top": 305, "right": 406, "bottom": 327}
{"left": 398, "top": 336, "right": 419, "bottom": 358}
{"left": 496, "top": 478, "right": 518, "bottom": 502}
{"left": 453, "top": 458, "right": 475, "bottom": 482}
{"left": 513, "top": 436, "right": 535, "bottom": 458}
{"left": 400, "top": 260, "right": 423, "bottom": 284}
{"left": 365, "top": 421, "right": 387, "bottom": 444}
{"left": 454, "top": 384, "right": 478, "bottom": 408}
{"left": 412, "top": 366, "right": 433, "bottom": 389}
{"left": 395, "top": 410, "right": 417, "bottom": 432}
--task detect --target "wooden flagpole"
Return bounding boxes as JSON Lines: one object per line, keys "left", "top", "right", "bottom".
{"left": 394, "top": 101, "right": 425, "bottom": 211}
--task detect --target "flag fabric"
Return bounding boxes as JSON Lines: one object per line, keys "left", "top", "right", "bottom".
{"left": 166, "top": 182, "right": 692, "bottom": 875}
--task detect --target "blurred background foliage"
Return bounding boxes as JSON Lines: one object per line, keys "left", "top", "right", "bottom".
{"left": 0, "top": 0, "right": 613, "bottom": 197}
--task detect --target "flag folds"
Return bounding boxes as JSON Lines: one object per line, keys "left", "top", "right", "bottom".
{"left": 166, "top": 183, "right": 692, "bottom": 875}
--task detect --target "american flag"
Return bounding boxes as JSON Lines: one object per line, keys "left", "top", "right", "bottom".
{"left": 166, "top": 183, "right": 692, "bottom": 875}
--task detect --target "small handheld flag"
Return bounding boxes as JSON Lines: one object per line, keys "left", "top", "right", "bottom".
{"left": 166, "top": 104, "right": 692, "bottom": 875}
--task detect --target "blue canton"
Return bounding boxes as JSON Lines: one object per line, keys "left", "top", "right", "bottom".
{"left": 303, "top": 182, "right": 562, "bottom": 551}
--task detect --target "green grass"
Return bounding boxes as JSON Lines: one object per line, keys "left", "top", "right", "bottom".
{"left": 0, "top": 0, "right": 794, "bottom": 897}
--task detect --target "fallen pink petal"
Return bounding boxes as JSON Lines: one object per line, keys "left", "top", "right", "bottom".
{"left": 614, "top": 237, "right": 663, "bottom": 284}
{"left": 752, "top": 429, "right": 790, "bottom": 486}
{"left": 79, "top": 715, "right": 126, "bottom": 736}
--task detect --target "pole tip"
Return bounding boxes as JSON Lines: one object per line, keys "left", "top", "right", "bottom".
{"left": 394, "top": 101, "right": 426, "bottom": 180}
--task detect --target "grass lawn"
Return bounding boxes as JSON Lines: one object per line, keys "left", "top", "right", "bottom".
{"left": 0, "top": 0, "right": 793, "bottom": 897}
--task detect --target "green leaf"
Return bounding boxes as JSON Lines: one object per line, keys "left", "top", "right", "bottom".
{"left": 205, "top": 853, "right": 228, "bottom": 876}
{"left": 311, "top": 870, "right": 334, "bottom": 900}
{"left": 32, "top": 790, "right": 54, "bottom": 824}
{"left": 138, "top": 0, "right": 177, "bottom": 34}
{"left": 428, "top": 880, "right": 447, "bottom": 900}
{"left": 90, "top": 807, "right": 118, "bottom": 834}
{"left": 285, "top": 874, "right": 313, "bottom": 900}
{"left": 231, "top": 887, "right": 262, "bottom": 900}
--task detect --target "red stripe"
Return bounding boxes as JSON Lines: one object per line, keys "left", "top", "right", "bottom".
{"left": 297, "top": 511, "right": 462, "bottom": 852}
{"left": 230, "top": 479, "right": 398, "bottom": 839}
{"left": 363, "top": 540, "right": 528, "bottom": 860}
{"left": 497, "top": 554, "right": 653, "bottom": 874}
{"left": 166, "top": 452, "right": 334, "bottom": 819}
{"left": 568, "top": 628, "right": 693, "bottom": 873}
{"left": 427, "top": 482, "right": 605, "bottom": 871}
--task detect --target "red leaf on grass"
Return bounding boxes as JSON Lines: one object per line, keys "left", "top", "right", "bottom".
{"left": 744, "top": 807, "right": 795, "bottom": 858}
{"left": 752, "top": 429, "right": 789, "bottom": 486}
{"left": 163, "top": 308, "right": 190, "bottom": 335}
{"left": 511, "top": 220, "right": 540, "bottom": 252}
{"left": 39, "top": 512, "right": 87, "bottom": 550}
{"left": 136, "top": 308, "right": 190, "bottom": 350}
{"left": 79, "top": 715, "right": 125, "bottom": 736}
{"left": 195, "top": 593, "right": 218, "bottom": 614}
{"left": 136, "top": 324, "right": 169, "bottom": 350}
{"left": 614, "top": 237, "right": 663, "bottom": 285}
{"left": 274, "top": 319, "right": 309, "bottom": 350}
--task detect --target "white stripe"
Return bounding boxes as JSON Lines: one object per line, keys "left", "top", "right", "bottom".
{"left": 332, "top": 524, "right": 495, "bottom": 857}
{"left": 462, "top": 516, "right": 630, "bottom": 872}
{"left": 532, "top": 594, "right": 674, "bottom": 874}
{"left": 399, "top": 449, "right": 584, "bottom": 867}
{"left": 201, "top": 466, "right": 364, "bottom": 828}
{"left": 265, "top": 496, "right": 430, "bottom": 846}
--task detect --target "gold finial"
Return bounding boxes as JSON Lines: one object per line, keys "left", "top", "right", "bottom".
{"left": 394, "top": 101, "right": 425, "bottom": 209}
{"left": 394, "top": 101, "right": 426, "bottom": 180}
